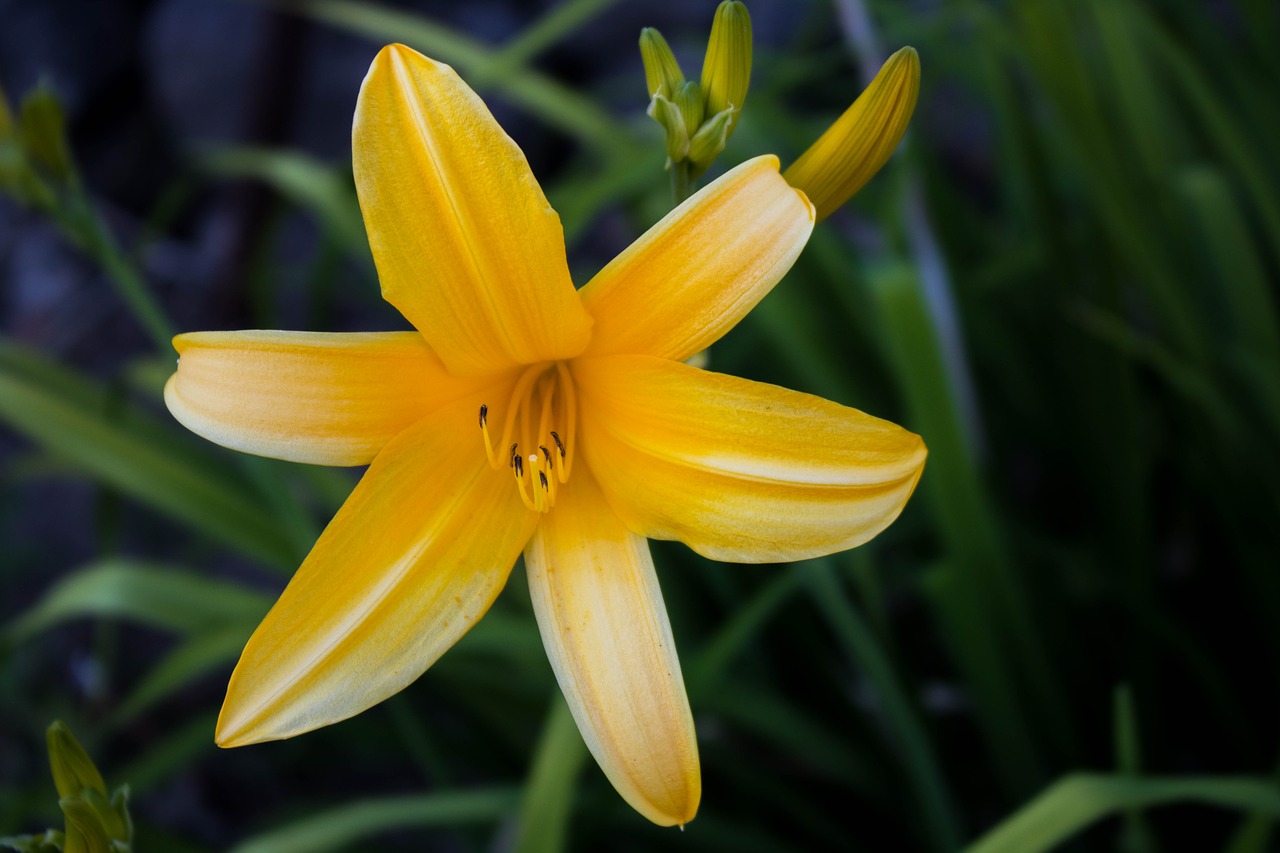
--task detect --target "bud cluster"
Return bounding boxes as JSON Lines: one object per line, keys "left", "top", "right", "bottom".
{"left": 0, "top": 722, "right": 133, "bottom": 853}
{"left": 640, "top": 1, "right": 752, "bottom": 177}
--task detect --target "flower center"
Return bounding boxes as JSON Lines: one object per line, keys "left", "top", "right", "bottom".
{"left": 478, "top": 361, "right": 577, "bottom": 514}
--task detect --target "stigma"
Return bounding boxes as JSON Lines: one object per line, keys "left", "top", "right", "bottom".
{"left": 478, "top": 361, "right": 576, "bottom": 513}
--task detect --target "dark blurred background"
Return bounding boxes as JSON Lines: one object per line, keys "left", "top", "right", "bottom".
{"left": 3, "top": 0, "right": 1280, "bottom": 850}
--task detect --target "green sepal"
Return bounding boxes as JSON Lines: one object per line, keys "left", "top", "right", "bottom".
{"left": 0, "top": 830, "right": 65, "bottom": 853}
{"left": 688, "top": 106, "right": 735, "bottom": 171}
{"left": 647, "top": 93, "right": 690, "bottom": 163}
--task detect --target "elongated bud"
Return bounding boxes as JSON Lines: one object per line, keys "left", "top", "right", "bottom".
{"left": 60, "top": 797, "right": 112, "bottom": 853}
{"left": 640, "top": 28, "right": 684, "bottom": 98}
{"left": 0, "top": 83, "right": 14, "bottom": 140}
{"left": 700, "top": 1, "right": 751, "bottom": 134}
{"left": 19, "top": 84, "right": 75, "bottom": 183}
{"left": 783, "top": 46, "right": 919, "bottom": 221}
{"left": 47, "top": 721, "right": 107, "bottom": 799}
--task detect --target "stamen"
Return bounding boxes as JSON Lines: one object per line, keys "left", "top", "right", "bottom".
{"left": 479, "top": 404, "right": 497, "bottom": 467}
{"left": 555, "top": 362, "right": 577, "bottom": 482}
{"left": 499, "top": 364, "right": 549, "bottom": 467}
{"left": 479, "top": 361, "right": 577, "bottom": 513}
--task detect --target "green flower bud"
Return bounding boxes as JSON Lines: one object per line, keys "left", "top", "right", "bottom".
{"left": 673, "top": 80, "right": 704, "bottom": 136}
{"left": 19, "top": 84, "right": 75, "bottom": 183}
{"left": 46, "top": 722, "right": 107, "bottom": 800}
{"left": 639, "top": 28, "right": 684, "bottom": 98}
{"left": 0, "top": 83, "right": 14, "bottom": 140}
{"left": 700, "top": 1, "right": 751, "bottom": 135}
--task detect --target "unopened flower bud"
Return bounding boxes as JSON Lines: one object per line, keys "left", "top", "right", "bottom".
{"left": 19, "top": 84, "right": 75, "bottom": 183}
{"left": 47, "top": 721, "right": 107, "bottom": 800}
{"left": 639, "top": 28, "right": 684, "bottom": 99}
{"left": 783, "top": 46, "right": 920, "bottom": 221}
{"left": 700, "top": 1, "right": 751, "bottom": 136}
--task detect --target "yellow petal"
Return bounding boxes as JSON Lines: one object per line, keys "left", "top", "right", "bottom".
{"left": 783, "top": 46, "right": 920, "bottom": 221}
{"left": 165, "top": 330, "right": 479, "bottom": 466}
{"left": 353, "top": 44, "right": 592, "bottom": 376}
{"left": 580, "top": 155, "right": 813, "bottom": 362}
{"left": 575, "top": 355, "right": 926, "bottom": 562}
{"left": 524, "top": 469, "right": 700, "bottom": 826}
{"left": 216, "top": 391, "right": 539, "bottom": 746}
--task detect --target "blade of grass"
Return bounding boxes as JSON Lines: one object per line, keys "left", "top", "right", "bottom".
{"left": 229, "top": 788, "right": 521, "bottom": 853}
{"left": 964, "top": 774, "right": 1280, "bottom": 853}
{"left": 800, "top": 558, "right": 962, "bottom": 853}
{"left": 868, "top": 262, "right": 1059, "bottom": 792}
{"left": 0, "top": 342, "right": 297, "bottom": 567}
{"left": 288, "top": 0, "right": 632, "bottom": 157}
{"left": 4, "top": 560, "right": 270, "bottom": 644}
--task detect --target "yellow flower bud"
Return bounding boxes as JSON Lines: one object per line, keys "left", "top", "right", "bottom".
{"left": 639, "top": 28, "right": 684, "bottom": 98}
{"left": 46, "top": 721, "right": 107, "bottom": 800}
{"left": 783, "top": 46, "right": 920, "bottom": 221}
{"left": 700, "top": 1, "right": 751, "bottom": 135}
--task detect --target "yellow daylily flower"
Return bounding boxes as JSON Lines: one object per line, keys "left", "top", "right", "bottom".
{"left": 164, "top": 44, "right": 926, "bottom": 827}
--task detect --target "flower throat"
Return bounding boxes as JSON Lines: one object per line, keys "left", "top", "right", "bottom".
{"left": 479, "top": 361, "right": 577, "bottom": 513}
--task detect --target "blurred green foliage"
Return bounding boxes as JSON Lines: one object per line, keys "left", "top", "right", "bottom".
{"left": 2, "top": 0, "right": 1279, "bottom": 849}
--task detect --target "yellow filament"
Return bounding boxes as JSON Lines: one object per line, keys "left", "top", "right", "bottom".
{"left": 480, "top": 361, "right": 576, "bottom": 513}
{"left": 555, "top": 361, "right": 577, "bottom": 482}
{"left": 498, "top": 363, "right": 548, "bottom": 472}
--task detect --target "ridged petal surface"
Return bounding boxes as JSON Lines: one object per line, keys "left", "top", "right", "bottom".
{"left": 353, "top": 44, "right": 592, "bottom": 375}
{"left": 575, "top": 355, "right": 926, "bottom": 562}
{"left": 524, "top": 469, "right": 700, "bottom": 826}
{"left": 165, "top": 330, "right": 474, "bottom": 466}
{"left": 216, "top": 390, "right": 538, "bottom": 746}
{"left": 580, "top": 156, "right": 812, "bottom": 362}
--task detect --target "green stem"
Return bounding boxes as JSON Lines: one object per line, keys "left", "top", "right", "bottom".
{"left": 63, "top": 191, "right": 176, "bottom": 353}
{"left": 670, "top": 160, "right": 692, "bottom": 207}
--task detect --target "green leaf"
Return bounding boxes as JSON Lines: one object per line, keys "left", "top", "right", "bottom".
{"left": 5, "top": 560, "right": 271, "bottom": 644}
{"left": 227, "top": 788, "right": 520, "bottom": 853}
{"left": 289, "top": 0, "right": 630, "bottom": 156}
{"left": 965, "top": 774, "right": 1280, "bottom": 853}
{"left": 0, "top": 341, "right": 297, "bottom": 567}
